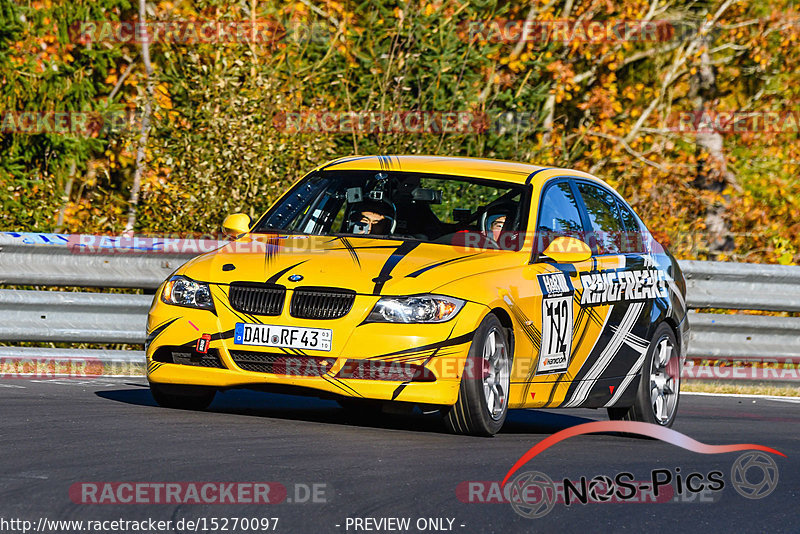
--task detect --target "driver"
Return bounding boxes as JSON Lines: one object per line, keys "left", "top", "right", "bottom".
{"left": 349, "top": 199, "right": 394, "bottom": 235}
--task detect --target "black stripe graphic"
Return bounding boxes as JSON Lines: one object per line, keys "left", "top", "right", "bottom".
{"left": 338, "top": 237, "right": 361, "bottom": 267}
{"left": 215, "top": 286, "right": 254, "bottom": 324}
{"left": 405, "top": 253, "right": 480, "bottom": 278}
{"left": 503, "top": 295, "right": 541, "bottom": 350}
{"left": 389, "top": 322, "right": 459, "bottom": 402}
{"left": 330, "top": 245, "right": 399, "bottom": 251}
{"left": 211, "top": 329, "right": 235, "bottom": 341}
{"left": 262, "top": 234, "right": 282, "bottom": 269}
{"left": 389, "top": 348, "right": 462, "bottom": 365}
{"left": 542, "top": 297, "right": 595, "bottom": 408}
{"left": 372, "top": 241, "right": 419, "bottom": 294}
{"left": 321, "top": 374, "right": 363, "bottom": 397}
{"left": 266, "top": 260, "right": 308, "bottom": 284}
{"left": 367, "top": 329, "right": 476, "bottom": 360}
{"left": 390, "top": 384, "right": 408, "bottom": 400}
{"left": 145, "top": 318, "right": 179, "bottom": 348}
{"left": 174, "top": 328, "right": 235, "bottom": 349}
{"left": 524, "top": 167, "right": 552, "bottom": 185}
{"left": 319, "top": 155, "right": 374, "bottom": 171}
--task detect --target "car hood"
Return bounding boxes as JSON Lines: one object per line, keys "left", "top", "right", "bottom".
{"left": 179, "top": 234, "right": 523, "bottom": 295}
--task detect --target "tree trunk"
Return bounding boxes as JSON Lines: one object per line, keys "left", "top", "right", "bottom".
{"left": 123, "top": 0, "right": 155, "bottom": 237}
{"left": 690, "top": 47, "right": 735, "bottom": 257}
{"left": 55, "top": 159, "right": 76, "bottom": 232}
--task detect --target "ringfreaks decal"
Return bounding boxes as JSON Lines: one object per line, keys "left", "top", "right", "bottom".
{"left": 580, "top": 268, "right": 670, "bottom": 305}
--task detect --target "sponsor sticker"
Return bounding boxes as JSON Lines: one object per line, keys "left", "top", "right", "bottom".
{"left": 579, "top": 268, "right": 670, "bottom": 306}
{"left": 537, "top": 272, "right": 574, "bottom": 374}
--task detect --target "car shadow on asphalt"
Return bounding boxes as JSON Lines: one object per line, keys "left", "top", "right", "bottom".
{"left": 502, "top": 409, "right": 598, "bottom": 434}
{"left": 96, "top": 386, "right": 600, "bottom": 436}
{"left": 96, "top": 387, "right": 449, "bottom": 433}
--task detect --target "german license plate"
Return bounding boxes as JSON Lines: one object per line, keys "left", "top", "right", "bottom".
{"left": 233, "top": 323, "right": 332, "bottom": 351}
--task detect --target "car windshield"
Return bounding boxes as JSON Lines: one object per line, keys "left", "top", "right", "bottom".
{"left": 252, "top": 170, "right": 529, "bottom": 250}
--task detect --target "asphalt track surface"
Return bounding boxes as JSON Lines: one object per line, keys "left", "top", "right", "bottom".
{"left": 1, "top": 378, "right": 798, "bottom": 534}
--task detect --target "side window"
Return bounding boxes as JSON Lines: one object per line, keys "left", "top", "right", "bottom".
{"left": 536, "top": 181, "right": 585, "bottom": 253}
{"left": 576, "top": 183, "right": 625, "bottom": 255}
{"left": 616, "top": 200, "right": 645, "bottom": 253}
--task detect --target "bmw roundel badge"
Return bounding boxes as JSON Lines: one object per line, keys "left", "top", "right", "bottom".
{"left": 288, "top": 274, "right": 304, "bottom": 282}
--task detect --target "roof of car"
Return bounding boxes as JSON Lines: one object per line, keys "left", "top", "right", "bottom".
{"left": 316, "top": 155, "right": 553, "bottom": 184}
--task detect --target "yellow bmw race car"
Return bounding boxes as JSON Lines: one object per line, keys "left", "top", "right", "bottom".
{"left": 146, "top": 155, "right": 689, "bottom": 436}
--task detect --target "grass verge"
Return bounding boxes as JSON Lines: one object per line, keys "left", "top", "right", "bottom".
{"left": 683, "top": 381, "right": 800, "bottom": 397}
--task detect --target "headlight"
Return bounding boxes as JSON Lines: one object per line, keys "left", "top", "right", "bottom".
{"left": 161, "top": 276, "right": 215, "bottom": 311}
{"left": 366, "top": 295, "right": 465, "bottom": 323}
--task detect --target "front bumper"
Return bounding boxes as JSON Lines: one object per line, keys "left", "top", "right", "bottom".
{"left": 146, "top": 285, "right": 486, "bottom": 406}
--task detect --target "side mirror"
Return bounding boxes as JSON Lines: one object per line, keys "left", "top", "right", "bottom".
{"left": 541, "top": 236, "right": 592, "bottom": 263}
{"left": 222, "top": 213, "right": 251, "bottom": 238}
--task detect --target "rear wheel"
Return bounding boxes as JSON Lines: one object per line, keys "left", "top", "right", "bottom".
{"left": 607, "top": 322, "right": 680, "bottom": 427}
{"left": 444, "top": 314, "right": 511, "bottom": 437}
{"left": 149, "top": 382, "right": 216, "bottom": 411}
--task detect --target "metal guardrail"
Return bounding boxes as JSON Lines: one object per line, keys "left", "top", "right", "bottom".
{"left": 682, "top": 259, "right": 800, "bottom": 312}
{"left": 686, "top": 312, "right": 800, "bottom": 361}
{"left": 0, "top": 232, "right": 797, "bottom": 381}
{"left": 0, "top": 232, "right": 213, "bottom": 289}
{"left": 682, "top": 259, "right": 800, "bottom": 376}
{"left": 0, "top": 289, "right": 150, "bottom": 344}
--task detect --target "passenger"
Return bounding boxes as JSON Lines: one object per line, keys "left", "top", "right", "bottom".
{"left": 483, "top": 202, "right": 518, "bottom": 249}
{"left": 488, "top": 213, "right": 507, "bottom": 242}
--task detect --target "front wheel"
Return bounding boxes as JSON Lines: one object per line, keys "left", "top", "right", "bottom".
{"left": 149, "top": 382, "right": 216, "bottom": 411}
{"left": 443, "top": 314, "right": 511, "bottom": 437}
{"left": 608, "top": 322, "right": 680, "bottom": 427}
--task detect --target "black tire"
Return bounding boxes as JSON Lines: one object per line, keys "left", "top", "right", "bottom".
{"left": 149, "top": 382, "right": 216, "bottom": 411}
{"left": 444, "top": 313, "right": 512, "bottom": 437}
{"left": 607, "top": 322, "right": 680, "bottom": 427}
